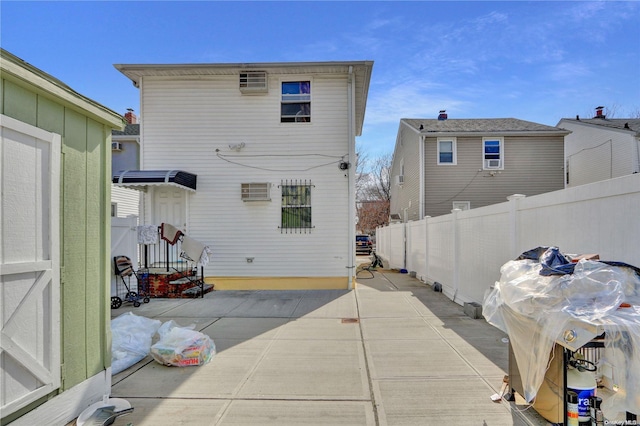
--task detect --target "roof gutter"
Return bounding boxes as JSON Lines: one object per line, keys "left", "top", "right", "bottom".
{"left": 419, "top": 130, "right": 571, "bottom": 137}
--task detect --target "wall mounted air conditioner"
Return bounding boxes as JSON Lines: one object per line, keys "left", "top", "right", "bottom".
{"left": 239, "top": 71, "right": 268, "bottom": 94}
{"left": 112, "top": 142, "right": 122, "bottom": 151}
{"left": 485, "top": 159, "right": 501, "bottom": 169}
{"left": 395, "top": 175, "right": 405, "bottom": 185}
{"left": 241, "top": 183, "right": 271, "bottom": 201}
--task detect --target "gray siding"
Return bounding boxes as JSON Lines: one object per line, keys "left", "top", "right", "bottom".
{"left": 390, "top": 123, "right": 421, "bottom": 221}
{"left": 424, "top": 135, "right": 565, "bottom": 217}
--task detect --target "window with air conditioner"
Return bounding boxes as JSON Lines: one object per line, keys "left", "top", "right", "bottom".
{"left": 112, "top": 141, "right": 122, "bottom": 151}
{"left": 239, "top": 71, "right": 268, "bottom": 94}
{"left": 281, "top": 81, "right": 311, "bottom": 123}
{"left": 483, "top": 137, "right": 504, "bottom": 170}
{"left": 241, "top": 183, "right": 271, "bottom": 201}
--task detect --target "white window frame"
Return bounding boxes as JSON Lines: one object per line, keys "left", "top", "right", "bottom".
{"left": 452, "top": 201, "right": 470, "bottom": 211}
{"left": 437, "top": 137, "right": 457, "bottom": 165}
{"left": 482, "top": 137, "right": 504, "bottom": 170}
{"left": 281, "top": 79, "right": 311, "bottom": 123}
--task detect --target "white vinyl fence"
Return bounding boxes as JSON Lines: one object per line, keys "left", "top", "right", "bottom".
{"left": 376, "top": 174, "right": 640, "bottom": 306}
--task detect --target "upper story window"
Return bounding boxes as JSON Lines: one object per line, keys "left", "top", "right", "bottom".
{"left": 483, "top": 137, "right": 504, "bottom": 170}
{"left": 281, "top": 81, "right": 311, "bottom": 123}
{"left": 437, "top": 137, "right": 457, "bottom": 165}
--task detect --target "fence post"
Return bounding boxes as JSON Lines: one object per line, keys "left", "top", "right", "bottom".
{"left": 451, "top": 208, "right": 461, "bottom": 302}
{"left": 424, "top": 216, "right": 430, "bottom": 283}
{"left": 507, "top": 194, "right": 526, "bottom": 259}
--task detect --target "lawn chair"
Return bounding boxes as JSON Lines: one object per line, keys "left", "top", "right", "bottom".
{"left": 112, "top": 255, "right": 151, "bottom": 309}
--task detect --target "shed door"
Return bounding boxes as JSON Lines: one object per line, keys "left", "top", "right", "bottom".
{"left": 0, "top": 115, "right": 61, "bottom": 417}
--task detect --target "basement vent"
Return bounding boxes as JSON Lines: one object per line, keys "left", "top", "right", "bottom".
{"left": 241, "top": 183, "right": 270, "bottom": 201}
{"left": 239, "top": 71, "right": 268, "bottom": 94}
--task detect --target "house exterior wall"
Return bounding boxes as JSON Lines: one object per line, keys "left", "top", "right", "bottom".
{"left": 422, "top": 135, "right": 565, "bottom": 217}
{"left": 559, "top": 120, "right": 640, "bottom": 188}
{"left": 111, "top": 138, "right": 140, "bottom": 218}
{"left": 1, "top": 50, "right": 123, "bottom": 424}
{"left": 390, "top": 123, "right": 421, "bottom": 221}
{"left": 139, "top": 73, "right": 354, "bottom": 286}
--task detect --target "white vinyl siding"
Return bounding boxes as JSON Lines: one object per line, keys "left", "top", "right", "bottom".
{"left": 559, "top": 120, "right": 639, "bottom": 188}
{"left": 111, "top": 185, "right": 140, "bottom": 218}
{"left": 140, "top": 74, "right": 350, "bottom": 278}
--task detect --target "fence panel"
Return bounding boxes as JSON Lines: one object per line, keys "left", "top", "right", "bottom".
{"left": 376, "top": 174, "right": 640, "bottom": 306}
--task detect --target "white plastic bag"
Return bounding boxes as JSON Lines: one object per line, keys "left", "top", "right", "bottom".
{"left": 111, "top": 312, "right": 161, "bottom": 375}
{"left": 150, "top": 321, "right": 215, "bottom": 367}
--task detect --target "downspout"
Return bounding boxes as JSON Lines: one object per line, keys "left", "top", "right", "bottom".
{"left": 419, "top": 134, "right": 425, "bottom": 219}
{"left": 347, "top": 66, "right": 356, "bottom": 290}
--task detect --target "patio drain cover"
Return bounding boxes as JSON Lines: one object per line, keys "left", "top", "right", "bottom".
{"left": 341, "top": 318, "right": 360, "bottom": 323}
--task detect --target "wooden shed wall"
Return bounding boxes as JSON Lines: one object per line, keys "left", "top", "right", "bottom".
{"left": 1, "top": 77, "right": 111, "bottom": 391}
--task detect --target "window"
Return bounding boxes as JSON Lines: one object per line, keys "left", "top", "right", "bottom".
{"left": 452, "top": 201, "right": 470, "bottom": 211}
{"left": 437, "top": 137, "right": 457, "bottom": 165}
{"left": 280, "top": 180, "right": 313, "bottom": 233}
{"left": 111, "top": 203, "right": 117, "bottom": 217}
{"left": 483, "top": 137, "right": 504, "bottom": 169}
{"left": 281, "top": 81, "right": 311, "bottom": 123}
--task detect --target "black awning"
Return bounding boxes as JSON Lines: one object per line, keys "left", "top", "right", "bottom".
{"left": 113, "top": 170, "right": 197, "bottom": 192}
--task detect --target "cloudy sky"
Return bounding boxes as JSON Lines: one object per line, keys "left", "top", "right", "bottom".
{"left": 2, "top": 1, "right": 639, "bottom": 158}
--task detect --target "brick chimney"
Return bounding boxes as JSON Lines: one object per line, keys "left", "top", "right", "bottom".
{"left": 594, "top": 106, "right": 605, "bottom": 119}
{"left": 438, "top": 110, "right": 448, "bottom": 120}
{"left": 124, "top": 108, "right": 137, "bottom": 124}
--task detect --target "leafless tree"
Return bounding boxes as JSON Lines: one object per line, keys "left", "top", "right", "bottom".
{"left": 356, "top": 151, "right": 391, "bottom": 235}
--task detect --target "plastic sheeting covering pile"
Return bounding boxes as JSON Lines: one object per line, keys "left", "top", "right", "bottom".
{"left": 483, "top": 247, "right": 640, "bottom": 420}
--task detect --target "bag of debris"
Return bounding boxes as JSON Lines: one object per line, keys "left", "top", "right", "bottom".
{"left": 150, "top": 320, "right": 215, "bottom": 367}
{"left": 111, "top": 312, "right": 162, "bottom": 375}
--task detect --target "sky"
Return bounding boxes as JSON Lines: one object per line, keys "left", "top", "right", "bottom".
{"left": 2, "top": 1, "right": 639, "bottom": 158}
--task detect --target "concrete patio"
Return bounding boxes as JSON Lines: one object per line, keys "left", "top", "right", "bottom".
{"left": 94, "top": 269, "right": 550, "bottom": 425}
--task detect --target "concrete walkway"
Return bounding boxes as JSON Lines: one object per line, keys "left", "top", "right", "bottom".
{"left": 102, "top": 269, "right": 550, "bottom": 426}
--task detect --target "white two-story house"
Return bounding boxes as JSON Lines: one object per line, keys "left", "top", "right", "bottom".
{"left": 114, "top": 61, "right": 373, "bottom": 290}
{"left": 558, "top": 107, "right": 640, "bottom": 188}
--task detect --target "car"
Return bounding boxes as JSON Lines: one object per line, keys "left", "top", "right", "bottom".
{"left": 356, "top": 234, "right": 373, "bottom": 255}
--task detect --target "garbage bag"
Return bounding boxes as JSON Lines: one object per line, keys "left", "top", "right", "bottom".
{"left": 111, "top": 312, "right": 161, "bottom": 375}
{"left": 150, "top": 320, "right": 216, "bottom": 367}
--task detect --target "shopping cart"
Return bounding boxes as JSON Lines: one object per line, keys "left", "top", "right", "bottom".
{"left": 112, "top": 255, "right": 151, "bottom": 309}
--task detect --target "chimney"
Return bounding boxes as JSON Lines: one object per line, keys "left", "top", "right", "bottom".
{"left": 124, "top": 108, "right": 137, "bottom": 124}
{"left": 437, "top": 110, "right": 448, "bottom": 120}
{"left": 594, "top": 106, "right": 605, "bottom": 119}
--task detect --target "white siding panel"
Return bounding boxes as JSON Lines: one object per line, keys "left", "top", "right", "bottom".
{"left": 562, "top": 122, "right": 637, "bottom": 187}
{"left": 111, "top": 185, "right": 140, "bottom": 219}
{"left": 140, "top": 75, "right": 352, "bottom": 278}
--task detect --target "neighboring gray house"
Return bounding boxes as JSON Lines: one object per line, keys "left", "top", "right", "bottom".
{"left": 390, "top": 112, "right": 570, "bottom": 219}
{"left": 557, "top": 107, "right": 640, "bottom": 188}
{"left": 111, "top": 109, "right": 141, "bottom": 218}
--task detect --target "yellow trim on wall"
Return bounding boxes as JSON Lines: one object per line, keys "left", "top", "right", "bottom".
{"left": 205, "top": 276, "right": 350, "bottom": 290}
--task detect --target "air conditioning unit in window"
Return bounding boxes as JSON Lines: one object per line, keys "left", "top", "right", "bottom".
{"left": 395, "top": 175, "right": 405, "bottom": 185}
{"left": 112, "top": 142, "right": 122, "bottom": 151}
{"left": 485, "top": 159, "right": 501, "bottom": 169}
{"left": 241, "top": 183, "right": 271, "bottom": 201}
{"left": 239, "top": 71, "right": 268, "bottom": 94}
